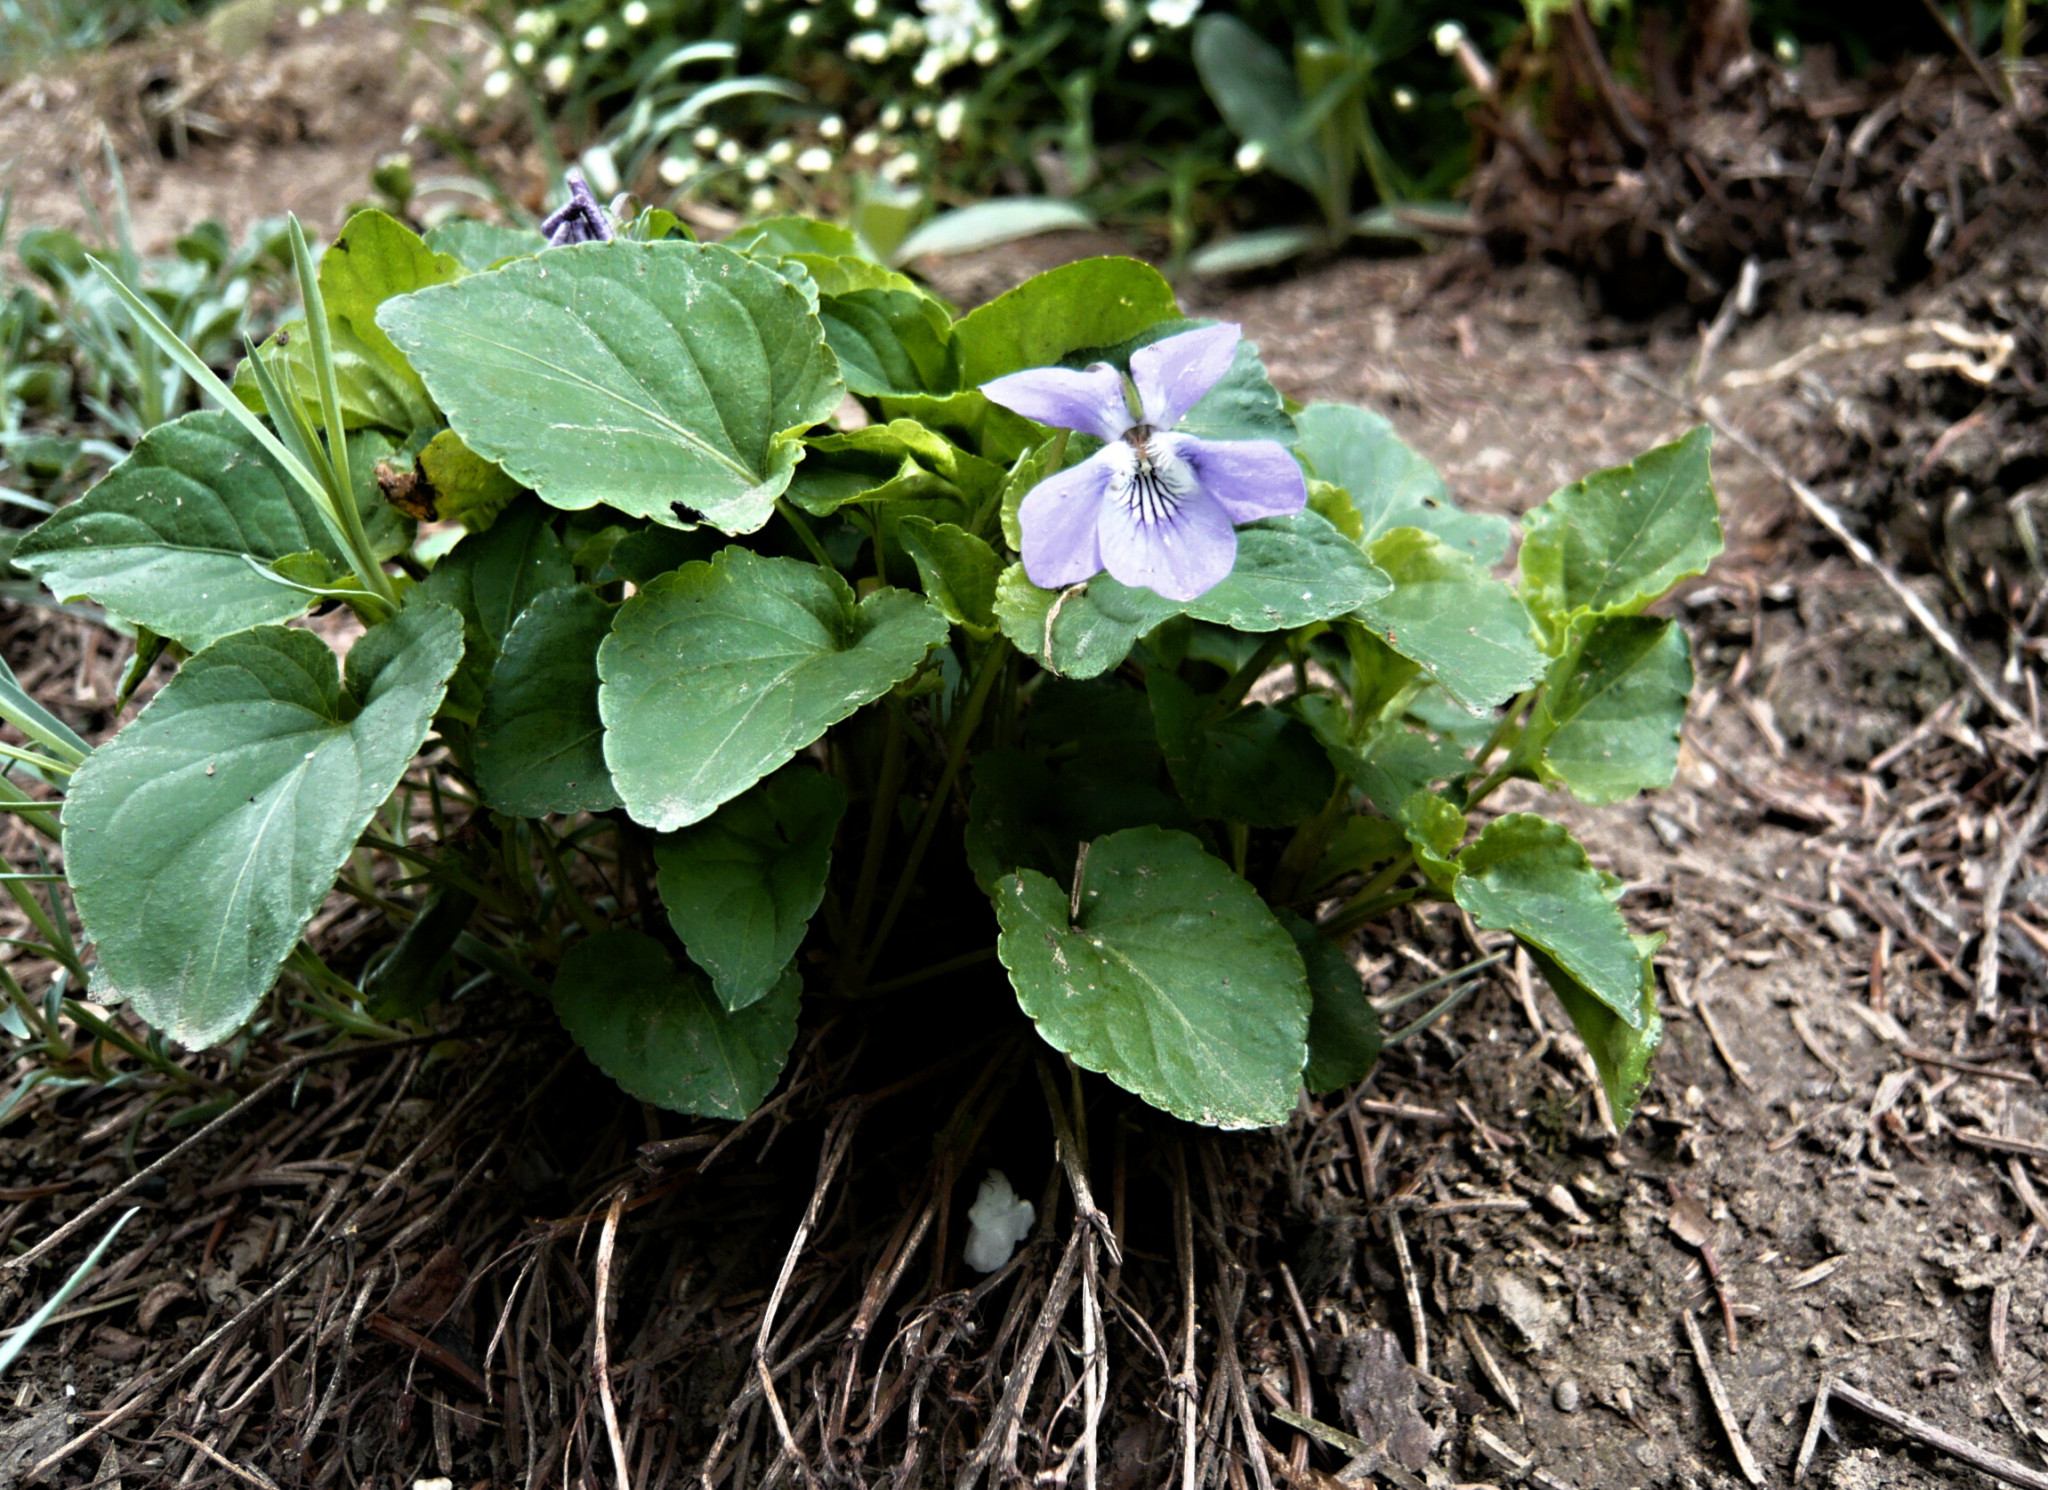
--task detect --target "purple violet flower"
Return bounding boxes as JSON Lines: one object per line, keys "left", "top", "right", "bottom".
{"left": 980, "top": 323, "right": 1306, "bottom": 602}
{"left": 541, "top": 174, "right": 613, "bottom": 247}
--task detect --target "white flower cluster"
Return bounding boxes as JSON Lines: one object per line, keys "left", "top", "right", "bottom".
{"left": 912, "top": 0, "right": 1000, "bottom": 84}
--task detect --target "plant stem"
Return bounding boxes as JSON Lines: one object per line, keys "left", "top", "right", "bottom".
{"left": 858, "top": 639, "right": 1010, "bottom": 984}
{"left": 838, "top": 699, "right": 910, "bottom": 989}
{"left": 776, "top": 499, "right": 835, "bottom": 570}
{"left": 1316, "top": 885, "right": 1419, "bottom": 943}
{"left": 1270, "top": 782, "right": 1349, "bottom": 904}
{"left": 1212, "top": 634, "right": 1288, "bottom": 713}
{"left": 533, "top": 821, "right": 605, "bottom": 940}
{"left": 859, "top": 944, "right": 999, "bottom": 998}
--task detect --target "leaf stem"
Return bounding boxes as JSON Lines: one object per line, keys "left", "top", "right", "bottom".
{"left": 776, "top": 499, "right": 835, "bottom": 570}
{"left": 858, "top": 638, "right": 1010, "bottom": 984}
{"left": 1212, "top": 634, "right": 1288, "bottom": 714}
{"left": 1270, "top": 782, "right": 1349, "bottom": 904}
{"left": 838, "top": 699, "right": 909, "bottom": 989}
{"left": 858, "top": 943, "right": 999, "bottom": 998}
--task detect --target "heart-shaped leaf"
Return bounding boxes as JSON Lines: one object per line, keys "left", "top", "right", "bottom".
{"left": 1290, "top": 693, "right": 1466, "bottom": 820}
{"left": 417, "top": 429, "right": 524, "bottom": 530}
{"left": 1148, "top": 672, "right": 1334, "bottom": 828}
{"left": 599, "top": 548, "right": 945, "bottom": 831}
{"left": 1355, "top": 527, "right": 1546, "bottom": 711}
{"left": 1192, "top": 15, "right": 1322, "bottom": 193}
{"left": 993, "top": 826, "right": 1310, "bottom": 1128}
{"left": 653, "top": 763, "right": 846, "bottom": 1011}
{"left": 475, "top": 585, "right": 620, "bottom": 816}
{"left": 1528, "top": 933, "right": 1663, "bottom": 1128}
{"left": 1518, "top": 426, "right": 1721, "bottom": 646}
{"left": 234, "top": 209, "right": 462, "bottom": 433}
{"left": 552, "top": 929, "right": 800, "bottom": 1117}
{"left": 63, "top": 603, "right": 465, "bottom": 1046}
{"left": 423, "top": 219, "right": 547, "bottom": 271}
{"left": 17, "top": 411, "right": 391, "bottom": 651}
{"left": 423, "top": 496, "right": 574, "bottom": 724}
{"left": 1295, "top": 403, "right": 1510, "bottom": 566}
{"left": 1452, "top": 814, "right": 1646, "bottom": 1028}
{"left": 954, "top": 257, "right": 1180, "bottom": 386}
{"left": 378, "top": 240, "right": 844, "bottom": 535}
{"left": 1282, "top": 912, "right": 1381, "bottom": 1094}
{"left": 1523, "top": 615, "right": 1693, "bottom": 805}
{"left": 1183, "top": 510, "right": 1391, "bottom": 632}
{"left": 994, "top": 563, "right": 1179, "bottom": 680}
{"left": 897, "top": 517, "right": 1000, "bottom": 637}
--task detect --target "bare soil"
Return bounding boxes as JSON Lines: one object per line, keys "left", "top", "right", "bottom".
{"left": 0, "top": 17, "right": 2045, "bottom": 1490}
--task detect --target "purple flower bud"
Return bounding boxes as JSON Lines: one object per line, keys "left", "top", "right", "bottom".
{"left": 979, "top": 323, "right": 1305, "bottom": 602}
{"left": 541, "top": 173, "right": 613, "bottom": 246}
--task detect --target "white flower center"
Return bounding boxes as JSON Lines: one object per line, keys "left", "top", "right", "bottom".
{"left": 1107, "top": 427, "right": 1195, "bottom": 527}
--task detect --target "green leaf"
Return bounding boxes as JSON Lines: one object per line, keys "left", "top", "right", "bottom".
{"left": 1523, "top": 615, "right": 1693, "bottom": 805}
{"left": 1184, "top": 510, "right": 1391, "bottom": 631}
{"left": 725, "top": 216, "right": 867, "bottom": 260}
{"left": 361, "top": 886, "right": 478, "bottom": 1020}
{"left": 652, "top": 763, "right": 846, "bottom": 1010}
{"left": 423, "top": 495, "right": 573, "bottom": 654}
{"left": 423, "top": 219, "right": 547, "bottom": 270}
{"left": 551, "top": 929, "right": 799, "bottom": 1117}
{"left": 1192, "top": 15, "right": 1321, "bottom": 193}
{"left": 234, "top": 210, "right": 462, "bottom": 433}
{"left": 1281, "top": 913, "right": 1380, "bottom": 1094}
{"left": 475, "top": 586, "right": 620, "bottom": 816}
{"left": 418, "top": 429, "right": 524, "bottom": 530}
{"left": 965, "top": 745, "right": 1189, "bottom": 894}
{"left": 993, "top": 826, "right": 1310, "bottom": 1128}
{"left": 994, "top": 563, "right": 1179, "bottom": 680}
{"left": 1295, "top": 404, "right": 1510, "bottom": 566}
{"left": 1354, "top": 527, "right": 1546, "bottom": 711}
{"left": 892, "top": 199, "right": 1097, "bottom": 264}
{"left": 1148, "top": 671, "right": 1334, "bottom": 828}
{"left": 378, "top": 241, "right": 844, "bottom": 535}
{"left": 1307, "top": 813, "right": 1407, "bottom": 892}
{"left": 64, "top": 604, "right": 465, "bottom": 1046}
{"left": 819, "top": 285, "right": 956, "bottom": 398}
{"left": 786, "top": 420, "right": 998, "bottom": 517}
{"left": 18, "top": 411, "right": 365, "bottom": 651}
{"left": 1397, "top": 788, "right": 1464, "bottom": 888}
{"left": 1186, "top": 227, "right": 1328, "bottom": 277}
{"left": 876, "top": 388, "right": 1045, "bottom": 467}
{"left": 897, "top": 517, "right": 999, "bottom": 637}
{"left": 1291, "top": 693, "right": 1466, "bottom": 820}
{"left": 954, "top": 257, "right": 1180, "bottom": 387}
{"left": 423, "top": 496, "right": 573, "bottom": 724}
{"left": 1518, "top": 426, "right": 1721, "bottom": 647}
{"left": 1452, "top": 814, "right": 1646, "bottom": 1028}
{"left": 599, "top": 548, "right": 945, "bottom": 830}
{"left": 1529, "top": 933, "right": 1662, "bottom": 1128}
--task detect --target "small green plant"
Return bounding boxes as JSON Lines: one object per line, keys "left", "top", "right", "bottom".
{"left": 13, "top": 198, "right": 1718, "bottom": 1131}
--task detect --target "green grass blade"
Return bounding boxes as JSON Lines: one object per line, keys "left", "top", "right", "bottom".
{"left": 286, "top": 216, "right": 352, "bottom": 511}
{"left": 0, "top": 1206, "right": 141, "bottom": 1378}
{"left": 86, "top": 256, "right": 327, "bottom": 504}
{"left": 0, "top": 655, "right": 87, "bottom": 766}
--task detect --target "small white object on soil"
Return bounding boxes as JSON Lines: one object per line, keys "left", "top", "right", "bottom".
{"left": 964, "top": 1171, "right": 1034, "bottom": 1272}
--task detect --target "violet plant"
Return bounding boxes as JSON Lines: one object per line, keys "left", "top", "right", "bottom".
{"left": 5, "top": 200, "right": 1720, "bottom": 1130}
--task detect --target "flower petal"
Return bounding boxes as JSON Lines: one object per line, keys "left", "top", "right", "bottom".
{"left": 1171, "top": 434, "right": 1307, "bottom": 523}
{"left": 1131, "top": 323, "right": 1240, "bottom": 429}
{"left": 1019, "top": 451, "right": 1115, "bottom": 589}
{"left": 980, "top": 363, "right": 1133, "bottom": 440}
{"left": 1098, "top": 484, "right": 1237, "bottom": 602}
